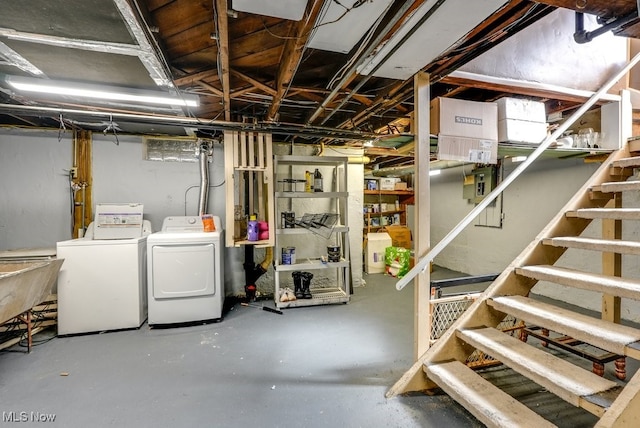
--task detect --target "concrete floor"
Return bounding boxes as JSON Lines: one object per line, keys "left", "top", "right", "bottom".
{"left": 0, "top": 268, "right": 482, "bottom": 428}
{"left": 0, "top": 267, "right": 634, "bottom": 427}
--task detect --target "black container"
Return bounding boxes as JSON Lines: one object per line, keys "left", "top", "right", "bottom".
{"left": 327, "top": 245, "right": 341, "bottom": 262}
{"left": 281, "top": 211, "right": 295, "bottom": 228}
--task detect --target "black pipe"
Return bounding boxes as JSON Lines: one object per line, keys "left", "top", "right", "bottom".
{"left": 242, "top": 170, "right": 269, "bottom": 301}
{"left": 574, "top": 11, "right": 639, "bottom": 44}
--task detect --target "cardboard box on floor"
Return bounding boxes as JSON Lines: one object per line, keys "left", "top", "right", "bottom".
{"left": 364, "top": 232, "right": 392, "bottom": 274}
{"left": 382, "top": 225, "right": 412, "bottom": 249}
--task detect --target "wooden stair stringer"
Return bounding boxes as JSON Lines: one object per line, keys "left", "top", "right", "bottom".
{"left": 595, "top": 367, "right": 640, "bottom": 427}
{"left": 387, "top": 145, "right": 631, "bottom": 398}
{"left": 457, "top": 327, "right": 620, "bottom": 413}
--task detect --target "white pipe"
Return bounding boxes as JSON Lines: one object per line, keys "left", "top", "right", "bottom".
{"left": 396, "top": 51, "right": 640, "bottom": 291}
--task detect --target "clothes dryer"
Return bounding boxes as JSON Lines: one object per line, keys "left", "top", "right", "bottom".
{"left": 147, "top": 216, "right": 224, "bottom": 325}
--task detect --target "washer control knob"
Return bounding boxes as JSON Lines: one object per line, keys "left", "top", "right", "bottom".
{"left": 188, "top": 217, "right": 196, "bottom": 224}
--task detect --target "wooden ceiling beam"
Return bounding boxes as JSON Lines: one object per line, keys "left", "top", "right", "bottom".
{"left": 231, "top": 85, "right": 260, "bottom": 98}
{"left": 364, "top": 147, "right": 414, "bottom": 157}
{"left": 230, "top": 69, "right": 277, "bottom": 96}
{"left": 195, "top": 80, "right": 223, "bottom": 97}
{"left": 441, "top": 72, "right": 616, "bottom": 104}
{"left": 214, "top": 0, "right": 231, "bottom": 121}
{"left": 174, "top": 69, "right": 218, "bottom": 87}
{"left": 266, "top": 0, "right": 325, "bottom": 121}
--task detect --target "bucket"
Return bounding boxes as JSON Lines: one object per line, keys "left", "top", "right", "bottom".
{"left": 282, "top": 247, "right": 296, "bottom": 265}
{"left": 327, "top": 245, "right": 340, "bottom": 262}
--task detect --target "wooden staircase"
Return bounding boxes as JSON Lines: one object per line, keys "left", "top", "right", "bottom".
{"left": 387, "top": 144, "right": 640, "bottom": 427}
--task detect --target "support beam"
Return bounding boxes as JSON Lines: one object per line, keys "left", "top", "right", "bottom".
{"left": 443, "top": 70, "right": 621, "bottom": 104}
{"left": 602, "top": 195, "right": 622, "bottom": 323}
{"left": 230, "top": 69, "right": 276, "bottom": 96}
{"left": 174, "top": 70, "right": 218, "bottom": 87}
{"left": 73, "top": 130, "right": 92, "bottom": 239}
{"left": 266, "top": 0, "right": 324, "bottom": 121}
{"left": 214, "top": 0, "right": 231, "bottom": 121}
{"left": 196, "top": 80, "right": 224, "bottom": 97}
{"left": 413, "top": 72, "right": 430, "bottom": 360}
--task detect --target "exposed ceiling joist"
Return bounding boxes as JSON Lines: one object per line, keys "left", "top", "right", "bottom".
{"left": 230, "top": 69, "right": 276, "bottom": 96}
{"left": 267, "top": 0, "right": 325, "bottom": 121}
{"left": 214, "top": 0, "right": 231, "bottom": 121}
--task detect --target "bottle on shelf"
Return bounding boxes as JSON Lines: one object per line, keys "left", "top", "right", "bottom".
{"left": 305, "top": 171, "right": 313, "bottom": 192}
{"left": 247, "top": 214, "right": 259, "bottom": 241}
{"left": 313, "top": 168, "right": 323, "bottom": 192}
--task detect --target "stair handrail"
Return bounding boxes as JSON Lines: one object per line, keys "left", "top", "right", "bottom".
{"left": 396, "top": 52, "right": 640, "bottom": 291}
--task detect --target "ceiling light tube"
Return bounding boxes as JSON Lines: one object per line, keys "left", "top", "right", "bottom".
{"left": 429, "top": 169, "right": 441, "bottom": 176}
{"left": 3, "top": 75, "right": 198, "bottom": 107}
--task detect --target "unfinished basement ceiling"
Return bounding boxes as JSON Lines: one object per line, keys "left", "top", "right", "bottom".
{"left": 0, "top": 0, "right": 637, "bottom": 170}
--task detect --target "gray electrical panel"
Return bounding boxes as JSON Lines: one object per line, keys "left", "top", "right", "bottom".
{"left": 463, "top": 166, "right": 496, "bottom": 204}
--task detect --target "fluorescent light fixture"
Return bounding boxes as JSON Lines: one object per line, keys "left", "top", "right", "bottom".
{"left": 357, "top": 0, "right": 507, "bottom": 80}
{"left": 233, "top": 0, "right": 307, "bottom": 21}
{"left": 429, "top": 169, "right": 441, "bottom": 176}
{"left": 308, "top": 0, "right": 393, "bottom": 54}
{"left": 3, "top": 75, "right": 199, "bottom": 108}
{"left": 511, "top": 156, "right": 528, "bottom": 163}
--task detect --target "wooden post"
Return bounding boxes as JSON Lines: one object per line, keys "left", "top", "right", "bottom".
{"left": 413, "top": 72, "right": 431, "bottom": 359}
{"left": 602, "top": 195, "right": 622, "bottom": 323}
{"left": 74, "top": 130, "right": 92, "bottom": 238}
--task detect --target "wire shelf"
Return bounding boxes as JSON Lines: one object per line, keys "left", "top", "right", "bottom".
{"left": 295, "top": 213, "right": 338, "bottom": 239}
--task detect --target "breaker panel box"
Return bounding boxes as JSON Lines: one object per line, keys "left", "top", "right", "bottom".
{"left": 463, "top": 166, "right": 497, "bottom": 204}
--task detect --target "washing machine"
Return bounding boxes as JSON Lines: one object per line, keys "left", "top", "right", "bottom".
{"left": 56, "top": 203, "right": 151, "bottom": 335}
{"left": 147, "top": 215, "right": 224, "bottom": 326}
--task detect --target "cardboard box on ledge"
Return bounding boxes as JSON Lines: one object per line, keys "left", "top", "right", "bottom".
{"left": 394, "top": 182, "right": 408, "bottom": 190}
{"left": 382, "top": 225, "right": 412, "bottom": 249}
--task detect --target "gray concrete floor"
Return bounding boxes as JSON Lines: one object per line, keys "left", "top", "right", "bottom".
{"left": 0, "top": 268, "right": 482, "bottom": 428}
{"left": 0, "top": 267, "right": 635, "bottom": 427}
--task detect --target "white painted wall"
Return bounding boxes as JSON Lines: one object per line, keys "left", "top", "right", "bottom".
{"left": 91, "top": 134, "right": 226, "bottom": 232}
{"left": 460, "top": 8, "right": 628, "bottom": 92}
{"left": 431, "top": 158, "right": 597, "bottom": 273}
{"left": 0, "top": 129, "right": 73, "bottom": 250}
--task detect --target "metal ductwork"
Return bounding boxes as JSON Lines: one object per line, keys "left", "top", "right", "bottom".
{"left": 198, "top": 141, "right": 211, "bottom": 216}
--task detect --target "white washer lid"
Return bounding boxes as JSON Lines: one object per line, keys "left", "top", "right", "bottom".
{"left": 93, "top": 203, "right": 144, "bottom": 240}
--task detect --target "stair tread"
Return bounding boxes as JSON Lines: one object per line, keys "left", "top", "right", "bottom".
{"left": 542, "top": 236, "right": 640, "bottom": 255}
{"left": 488, "top": 296, "right": 640, "bottom": 357}
{"left": 613, "top": 156, "right": 640, "bottom": 169}
{"left": 515, "top": 265, "right": 640, "bottom": 300}
{"left": 592, "top": 180, "right": 640, "bottom": 193}
{"left": 425, "top": 360, "right": 556, "bottom": 428}
{"left": 566, "top": 208, "right": 640, "bottom": 220}
{"left": 457, "top": 327, "right": 618, "bottom": 408}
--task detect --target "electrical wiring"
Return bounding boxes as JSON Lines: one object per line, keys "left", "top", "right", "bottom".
{"left": 183, "top": 180, "right": 226, "bottom": 216}
{"left": 326, "top": 2, "right": 384, "bottom": 90}
{"left": 315, "top": 0, "right": 369, "bottom": 30}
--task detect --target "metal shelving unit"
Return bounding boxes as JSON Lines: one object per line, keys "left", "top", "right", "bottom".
{"left": 273, "top": 155, "right": 350, "bottom": 309}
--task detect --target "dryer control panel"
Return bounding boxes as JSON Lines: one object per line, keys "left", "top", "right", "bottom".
{"left": 161, "top": 216, "right": 212, "bottom": 232}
